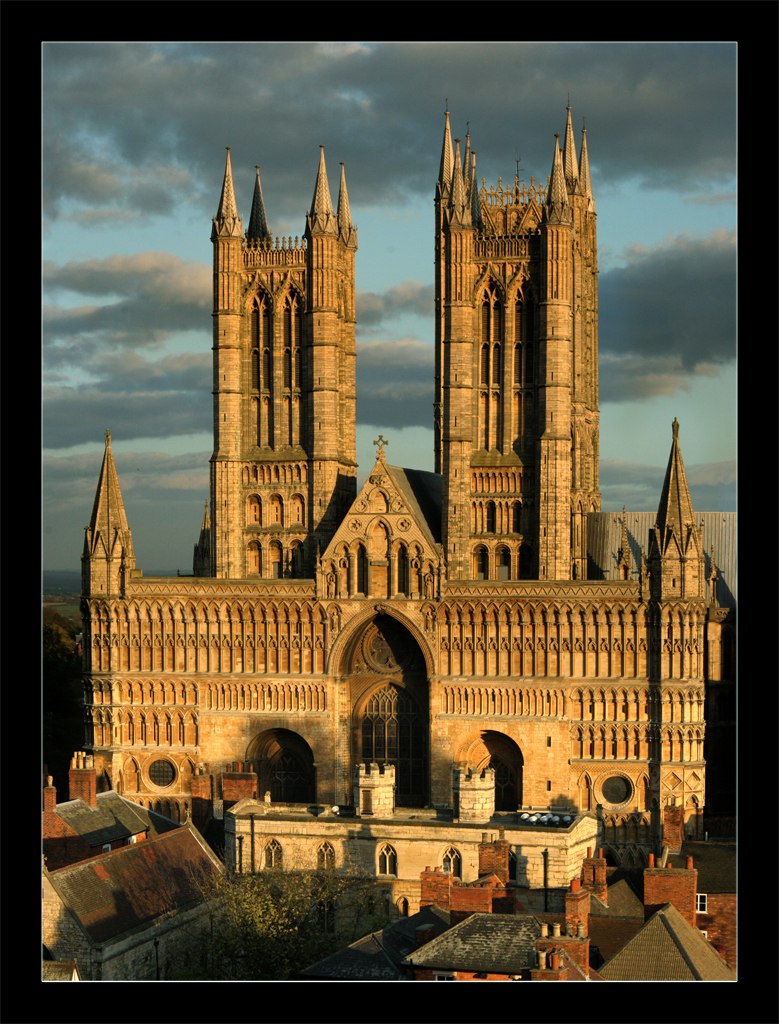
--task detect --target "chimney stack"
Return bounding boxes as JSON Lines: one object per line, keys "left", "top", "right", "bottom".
{"left": 43, "top": 776, "right": 57, "bottom": 814}
{"left": 68, "top": 751, "right": 97, "bottom": 808}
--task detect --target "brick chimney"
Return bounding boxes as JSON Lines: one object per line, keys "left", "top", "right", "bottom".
{"left": 414, "top": 923, "right": 436, "bottom": 949}
{"left": 662, "top": 803, "right": 685, "bottom": 851}
{"left": 419, "top": 866, "right": 452, "bottom": 909}
{"left": 68, "top": 752, "right": 97, "bottom": 808}
{"left": 565, "top": 876, "right": 591, "bottom": 935}
{"left": 643, "top": 856, "right": 698, "bottom": 928}
{"left": 531, "top": 947, "right": 569, "bottom": 981}
{"left": 478, "top": 829, "right": 510, "bottom": 884}
{"left": 581, "top": 847, "right": 608, "bottom": 904}
{"left": 43, "top": 776, "right": 57, "bottom": 814}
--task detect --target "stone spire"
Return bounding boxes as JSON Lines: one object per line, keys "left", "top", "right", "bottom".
{"left": 193, "top": 499, "right": 211, "bottom": 577}
{"left": 438, "top": 107, "right": 455, "bottom": 198}
{"left": 579, "top": 124, "right": 595, "bottom": 210}
{"left": 307, "top": 145, "right": 337, "bottom": 235}
{"left": 212, "top": 147, "right": 243, "bottom": 239}
{"left": 246, "top": 165, "right": 271, "bottom": 242}
{"left": 82, "top": 430, "right": 136, "bottom": 596}
{"left": 648, "top": 418, "right": 704, "bottom": 600}
{"left": 448, "top": 138, "right": 471, "bottom": 228}
{"left": 469, "top": 151, "right": 483, "bottom": 231}
{"left": 655, "top": 419, "right": 697, "bottom": 540}
{"left": 545, "top": 134, "right": 571, "bottom": 224}
{"left": 337, "top": 162, "right": 357, "bottom": 248}
{"left": 563, "top": 105, "right": 580, "bottom": 193}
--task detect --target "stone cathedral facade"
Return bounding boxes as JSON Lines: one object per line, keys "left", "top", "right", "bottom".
{"left": 80, "top": 108, "right": 735, "bottom": 884}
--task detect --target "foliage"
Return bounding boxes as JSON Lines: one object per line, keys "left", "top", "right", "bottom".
{"left": 43, "top": 618, "right": 84, "bottom": 792}
{"left": 171, "top": 867, "right": 389, "bottom": 980}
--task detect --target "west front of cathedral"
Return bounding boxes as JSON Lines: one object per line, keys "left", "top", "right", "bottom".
{"left": 80, "top": 108, "right": 735, "bottom": 900}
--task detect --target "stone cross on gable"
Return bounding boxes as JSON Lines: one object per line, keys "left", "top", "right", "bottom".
{"left": 373, "top": 435, "right": 388, "bottom": 460}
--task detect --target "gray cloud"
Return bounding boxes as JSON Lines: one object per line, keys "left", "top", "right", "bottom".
{"left": 599, "top": 458, "right": 736, "bottom": 513}
{"left": 599, "top": 230, "right": 736, "bottom": 400}
{"left": 43, "top": 42, "right": 736, "bottom": 227}
{"left": 357, "top": 281, "right": 434, "bottom": 328}
{"left": 356, "top": 338, "right": 434, "bottom": 430}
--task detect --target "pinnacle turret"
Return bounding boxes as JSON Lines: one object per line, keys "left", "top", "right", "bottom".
{"left": 579, "top": 125, "right": 595, "bottom": 209}
{"left": 438, "top": 108, "right": 454, "bottom": 198}
{"left": 655, "top": 419, "right": 697, "bottom": 540}
{"left": 563, "top": 105, "right": 580, "bottom": 193}
{"left": 212, "top": 147, "right": 243, "bottom": 240}
{"left": 307, "top": 146, "right": 337, "bottom": 235}
{"left": 448, "top": 138, "right": 471, "bottom": 228}
{"left": 247, "top": 165, "right": 271, "bottom": 242}
{"left": 545, "top": 134, "right": 571, "bottom": 223}
{"left": 82, "top": 430, "right": 136, "bottom": 596}
{"left": 337, "top": 162, "right": 357, "bottom": 248}
{"left": 469, "top": 151, "right": 482, "bottom": 231}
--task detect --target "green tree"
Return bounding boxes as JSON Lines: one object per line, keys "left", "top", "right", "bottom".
{"left": 43, "top": 618, "right": 84, "bottom": 792}
{"left": 171, "top": 867, "right": 390, "bottom": 980}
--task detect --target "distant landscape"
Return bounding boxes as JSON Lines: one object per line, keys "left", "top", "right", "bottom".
{"left": 43, "top": 569, "right": 182, "bottom": 602}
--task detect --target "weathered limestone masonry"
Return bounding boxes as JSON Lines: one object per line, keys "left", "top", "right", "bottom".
{"left": 224, "top": 801, "right": 598, "bottom": 915}
{"left": 80, "top": 106, "right": 733, "bottom": 884}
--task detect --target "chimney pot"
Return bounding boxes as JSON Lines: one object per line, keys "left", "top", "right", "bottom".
{"left": 667, "top": 860, "right": 673, "bottom": 868}
{"left": 686, "top": 856, "right": 693, "bottom": 870}
{"left": 571, "top": 877, "right": 580, "bottom": 892}
{"left": 577, "top": 922, "right": 586, "bottom": 938}
{"left": 587, "top": 847, "right": 593, "bottom": 859}
{"left": 541, "top": 923, "right": 548, "bottom": 937}
{"left": 551, "top": 952, "right": 559, "bottom": 971}
{"left": 552, "top": 922, "right": 560, "bottom": 937}
{"left": 597, "top": 847, "right": 603, "bottom": 859}
{"left": 648, "top": 853, "right": 655, "bottom": 867}
{"left": 538, "top": 950, "right": 547, "bottom": 969}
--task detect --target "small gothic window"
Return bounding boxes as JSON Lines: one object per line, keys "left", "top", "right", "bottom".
{"left": 378, "top": 844, "right": 397, "bottom": 876}
{"left": 318, "top": 842, "right": 335, "bottom": 870}
{"left": 265, "top": 838, "right": 283, "bottom": 869}
{"left": 442, "top": 847, "right": 461, "bottom": 877}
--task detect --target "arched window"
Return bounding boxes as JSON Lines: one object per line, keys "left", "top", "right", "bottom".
{"left": 270, "top": 495, "right": 283, "bottom": 524}
{"left": 442, "top": 847, "right": 462, "bottom": 877}
{"left": 265, "top": 838, "right": 283, "bottom": 869}
{"left": 291, "top": 494, "right": 304, "bottom": 523}
{"left": 475, "top": 546, "right": 488, "bottom": 580}
{"left": 378, "top": 844, "right": 397, "bottom": 876}
{"left": 318, "top": 842, "right": 335, "bottom": 870}
{"left": 397, "top": 896, "right": 409, "bottom": 918}
{"left": 248, "top": 495, "right": 261, "bottom": 524}
{"left": 496, "top": 547, "right": 511, "bottom": 580}
{"left": 270, "top": 542, "right": 283, "bottom": 579}
{"left": 512, "top": 501, "right": 522, "bottom": 534}
{"left": 290, "top": 543, "right": 303, "bottom": 579}
{"left": 486, "top": 501, "right": 496, "bottom": 533}
{"left": 519, "top": 544, "right": 532, "bottom": 580}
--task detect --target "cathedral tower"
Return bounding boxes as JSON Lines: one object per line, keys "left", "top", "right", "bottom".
{"left": 437, "top": 107, "right": 600, "bottom": 582}
{"left": 209, "top": 147, "right": 357, "bottom": 579}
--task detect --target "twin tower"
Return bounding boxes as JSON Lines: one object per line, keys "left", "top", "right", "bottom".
{"left": 204, "top": 106, "right": 599, "bottom": 585}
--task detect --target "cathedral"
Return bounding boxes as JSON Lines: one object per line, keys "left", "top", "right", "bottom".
{"left": 80, "top": 107, "right": 735, "bottom": 899}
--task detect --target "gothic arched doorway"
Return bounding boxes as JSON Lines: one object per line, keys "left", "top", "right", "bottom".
{"left": 458, "top": 730, "right": 524, "bottom": 811}
{"left": 347, "top": 613, "right": 429, "bottom": 807}
{"left": 246, "top": 728, "right": 315, "bottom": 804}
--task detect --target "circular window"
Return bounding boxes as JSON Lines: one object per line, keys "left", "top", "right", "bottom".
{"left": 601, "top": 775, "right": 631, "bottom": 806}
{"left": 148, "top": 759, "right": 175, "bottom": 788}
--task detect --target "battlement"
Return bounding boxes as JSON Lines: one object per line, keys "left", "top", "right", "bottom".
{"left": 453, "top": 766, "right": 497, "bottom": 822}
{"left": 242, "top": 236, "right": 307, "bottom": 267}
{"left": 354, "top": 762, "right": 396, "bottom": 817}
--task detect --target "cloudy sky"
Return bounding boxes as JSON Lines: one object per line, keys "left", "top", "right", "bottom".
{"left": 43, "top": 42, "right": 736, "bottom": 573}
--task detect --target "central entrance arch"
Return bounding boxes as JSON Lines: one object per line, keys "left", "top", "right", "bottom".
{"left": 246, "top": 728, "right": 315, "bottom": 804}
{"left": 344, "top": 613, "right": 429, "bottom": 807}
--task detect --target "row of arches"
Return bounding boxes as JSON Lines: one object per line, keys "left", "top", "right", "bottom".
{"left": 323, "top": 539, "right": 436, "bottom": 601}
{"left": 242, "top": 462, "right": 308, "bottom": 485}
{"left": 441, "top": 685, "right": 562, "bottom": 717}
{"left": 246, "top": 539, "right": 304, "bottom": 579}
{"left": 471, "top": 498, "right": 528, "bottom": 535}
{"left": 569, "top": 686, "right": 704, "bottom": 723}
{"left": 471, "top": 469, "right": 529, "bottom": 493}
{"left": 472, "top": 543, "right": 532, "bottom": 580}
{"left": 246, "top": 493, "right": 305, "bottom": 528}
{"left": 86, "top": 707, "right": 198, "bottom": 748}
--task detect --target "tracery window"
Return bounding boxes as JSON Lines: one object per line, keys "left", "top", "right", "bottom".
{"left": 317, "top": 842, "right": 335, "bottom": 870}
{"left": 361, "top": 684, "right": 426, "bottom": 806}
{"left": 442, "top": 847, "right": 462, "bottom": 877}
{"left": 378, "top": 844, "right": 397, "bottom": 876}
{"left": 264, "top": 838, "right": 283, "bottom": 869}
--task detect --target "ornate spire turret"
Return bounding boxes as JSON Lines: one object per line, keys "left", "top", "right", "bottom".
{"left": 212, "top": 147, "right": 243, "bottom": 240}
{"left": 438, "top": 106, "right": 454, "bottom": 198}
{"left": 337, "top": 162, "right": 357, "bottom": 248}
{"left": 246, "top": 165, "right": 271, "bottom": 243}
{"left": 307, "top": 145, "right": 337, "bottom": 235}
{"left": 82, "top": 430, "right": 136, "bottom": 597}
{"left": 579, "top": 124, "right": 595, "bottom": 210}
{"left": 648, "top": 419, "right": 704, "bottom": 600}
{"left": 563, "top": 105, "right": 580, "bottom": 193}
{"left": 448, "top": 138, "right": 471, "bottom": 228}
{"left": 469, "top": 151, "right": 482, "bottom": 231}
{"left": 545, "top": 134, "right": 571, "bottom": 224}
{"left": 617, "top": 507, "right": 632, "bottom": 580}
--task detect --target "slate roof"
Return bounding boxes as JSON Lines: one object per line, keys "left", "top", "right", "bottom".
{"left": 404, "top": 912, "right": 541, "bottom": 975}
{"left": 46, "top": 823, "right": 223, "bottom": 945}
{"left": 300, "top": 905, "right": 450, "bottom": 980}
{"left": 51, "top": 791, "right": 179, "bottom": 848}
{"left": 599, "top": 903, "right": 735, "bottom": 981}
{"left": 385, "top": 466, "right": 443, "bottom": 545}
{"left": 589, "top": 877, "right": 645, "bottom": 918}
{"left": 681, "top": 842, "right": 736, "bottom": 893}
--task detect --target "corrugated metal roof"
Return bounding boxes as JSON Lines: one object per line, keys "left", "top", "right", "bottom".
{"left": 587, "top": 511, "right": 737, "bottom": 607}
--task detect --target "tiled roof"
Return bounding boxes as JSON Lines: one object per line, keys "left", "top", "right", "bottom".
{"left": 404, "top": 912, "right": 540, "bottom": 975}
{"left": 52, "top": 792, "right": 149, "bottom": 847}
{"left": 590, "top": 877, "right": 645, "bottom": 918}
{"left": 599, "top": 903, "right": 735, "bottom": 981}
{"left": 300, "top": 906, "right": 450, "bottom": 979}
{"left": 680, "top": 842, "right": 736, "bottom": 893}
{"left": 46, "top": 824, "right": 223, "bottom": 945}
